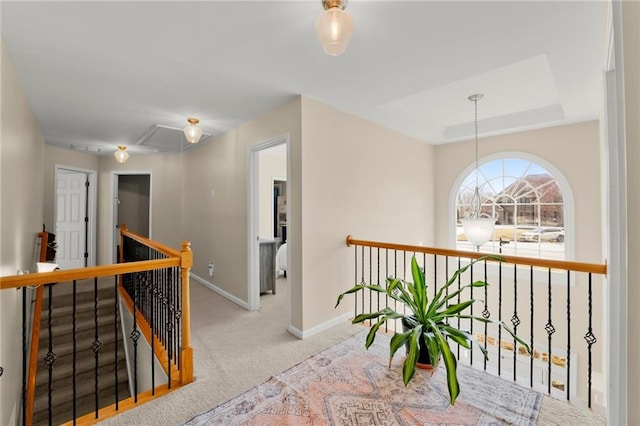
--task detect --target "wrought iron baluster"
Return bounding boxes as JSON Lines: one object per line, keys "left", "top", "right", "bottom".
{"left": 566, "top": 270, "right": 571, "bottom": 401}
{"left": 511, "top": 264, "right": 520, "bottom": 382}
{"left": 174, "top": 266, "right": 180, "bottom": 370}
{"left": 482, "top": 259, "right": 490, "bottom": 371}
{"left": 73, "top": 280, "right": 77, "bottom": 421}
{"left": 394, "top": 250, "right": 398, "bottom": 333}
{"left": 546, "top": 268, "right": 555, "bottom": 394}
{"left": 432, "top": 253, "right": 436, "bottom": 301}
{"left": 131, "top": 275, "right": 140, "bottom": 402}
{"left": 403, "top": 251, "right": 406, "bottom": 281}
{"left": 21, "top": 287, "right": 27, "bottom": 426}
{"left": 457, "top": 257, "right": 461, "bottom": 359}
{"left": 385, "top": 249, "right": 389, "bottom": 334}
{"left": 498, "top": 261, "right": 502, "bottom": 377}
{"left": 354, "top": 244, "right": 357, "bottom": 317}
{"left": 584, "top": 273, "right": 596, "bottom": 408}
{"left": 445, "top": 256, "right": 449, "bottom": 327}
{"left": 114, "top": 276, "right": 119, "bottom": 409}
{"left": 45, "top": 284, "right": 56, "bottom": 424}
{"left": 162, "top": 268, "right": 167, "bottom": 348}
{"left": 167, "top": 306, "right": 173, "bottom": 389}
{"left": 151, "top": 269, "right": 155, "bottom": 395}
{"left": 470, "top": 261, "right": 474, "bottom": 365}
{"left": 369, "top": 247, "right": 372, "bottom": 315}
{"left": 530, "top": 266, "right": 534, "bottom": 388}
{"left": 92, "top": 277, "right": 102, "bottom": 418}
{"left": 376, "top": 248, "right": 380, "bottom": 314}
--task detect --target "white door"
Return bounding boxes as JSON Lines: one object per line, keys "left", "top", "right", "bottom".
{"left": 55, "top": 171, "right": 87, "bottom": 269}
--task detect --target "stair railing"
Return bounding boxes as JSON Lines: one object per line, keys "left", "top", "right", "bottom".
{"left": 344, "top": 235, "right": 607, "bottom": 414}
{"left": 0, "top": 228, "right": 193, "bottom": 425}
{"left": 117, "top": 225, "right": 193, "bottom": 397}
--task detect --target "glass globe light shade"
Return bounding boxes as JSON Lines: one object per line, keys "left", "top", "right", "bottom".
{"left": 114, "top": 146, "right": 129, "bottom": 163}
{"left": 461, "top": 217, "right": 495, "bottom": 248}
{"left": 315, "top": 7, "right": 354, "bottom": 56}
{"left": 183, "top": 118, "right": 203, "bottom": 144}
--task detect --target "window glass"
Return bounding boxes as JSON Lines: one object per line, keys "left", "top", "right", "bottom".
{"left": 456, "top": 158, "right": 565, "bottom": 259}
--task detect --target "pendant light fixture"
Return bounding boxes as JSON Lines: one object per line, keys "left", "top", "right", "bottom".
{"left": 461, "top": 94, "right": 495, "bottom": 251}
{"left": 114, "top": 145, "right": 129, "bottom": 163}
{"left": 183, "top": 117, "right": 203, "bottom": 144}
{"left": 315, "top": 0, "right": 354, "bottom": 56}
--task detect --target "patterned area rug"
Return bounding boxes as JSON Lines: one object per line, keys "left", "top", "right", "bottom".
{"left": 185, "top": 331, "right": 542, "bottom": 425}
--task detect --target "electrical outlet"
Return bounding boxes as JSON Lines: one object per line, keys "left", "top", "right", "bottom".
{"left": 208, "top": 261, "right": 214, "bottom": 277}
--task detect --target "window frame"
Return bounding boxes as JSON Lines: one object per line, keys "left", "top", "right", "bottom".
{"left": 449, "top": 151, "right": 575, "bottom": 261}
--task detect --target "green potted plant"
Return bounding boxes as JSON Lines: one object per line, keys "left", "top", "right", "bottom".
{"left": 335, "top": 255, "right": 531, "bottom": 405}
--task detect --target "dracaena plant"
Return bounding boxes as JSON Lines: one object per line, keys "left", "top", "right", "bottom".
{"left": 335, "top": 255, "right": 531, "bottom": 405}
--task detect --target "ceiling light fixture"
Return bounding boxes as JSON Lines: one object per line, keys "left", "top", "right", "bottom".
{"left": 315, "top": 0, "right": 354, "bottom": 56}
{"left": 461, "top": 94, "right": 495, "bottom": 251}
{"left": 183, "top": 117, "right": 203, "bottom": 144}
{"left": 114, "top": 145, "right": 129, "bottom": 163}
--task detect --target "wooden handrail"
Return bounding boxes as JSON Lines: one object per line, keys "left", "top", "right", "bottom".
{"left": 345, "top": 235, "right": 607, "bottom": 275}
{"left": 121, "top": 225, "right": 181, "bottom": 258}
{"left": 0, "top": 258, "right": 180, "bottom": 290}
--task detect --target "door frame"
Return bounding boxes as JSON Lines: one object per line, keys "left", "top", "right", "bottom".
{"left": 111, "top": 171, "right": 153, "bottom": 263}
{"left": 603, "top": 3, "right": 627, "bottom": 423}
{"left": 53, "top": 165, "right": 97, "bottom": 267}
{"left": 247, "top": 133, "right": 290, "bottom": 314}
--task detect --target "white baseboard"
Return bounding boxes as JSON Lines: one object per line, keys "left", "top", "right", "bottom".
{"left": 190, "top": 273, "right": 250, "bottom": 310}
{"left": 288, "top": 311, "right": 353, "bottom": 340}
{"left": 190, "top": 274, "right": 352, "bottom": 340}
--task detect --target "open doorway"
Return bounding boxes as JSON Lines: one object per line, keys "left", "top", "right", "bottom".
{"left": 54, "top": 165, "right": 97, "bottom": 269}
{"left": 248, "top": 134, "right": 290, "bottom": 324}
{"left": 111, "top": 172, "right": 152, "bottom": 263}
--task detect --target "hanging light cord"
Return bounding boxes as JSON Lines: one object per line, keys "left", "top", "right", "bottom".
{"left": 469, "top": 93, "right": 483, "bottom": 219}
{"left": 474, "top": 96, "right": 479, "bottom": 186}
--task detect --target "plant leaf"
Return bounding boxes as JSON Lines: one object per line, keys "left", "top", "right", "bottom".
{"left": 430, "top": 321, "right": 459, "bottom": 405}
{"left": 411, "top": 257, "right": 427, "bottom": 317}
{"left": 335, "top": 284, "right": 386, "bottom": 308}
{"left": 365, "top": 317, "right": 386, "bottom": 349}
{"left": 439, "top": 300, "right": 475, "bottom": 317}
{"left": 423, "top": 332, "right": 440, "bottom": 368}
{"left": 402, "top": 326, "right": 422, "bottom": 386}
{"left": 389, "top": 331, "right": 412, "bottom": 368}
{"left": 440, "top": 326, "right": 472, "bottom": 349}
{"left": 352, "top": 312, "right": 384, "bottom": 324}
{"left": 429, "top": 281, "right": 487, "bottom": 316}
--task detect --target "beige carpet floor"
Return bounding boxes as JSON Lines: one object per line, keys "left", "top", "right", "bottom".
{"left": 99, "top": 277, "right": 606, "bottom": 425}
{"left": 98, "top": 277, "right": 362, "bottom": 425}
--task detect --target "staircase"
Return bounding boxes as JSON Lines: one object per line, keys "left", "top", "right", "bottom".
{"left": 33, "top": 279, "right": 130, "bottom": 425}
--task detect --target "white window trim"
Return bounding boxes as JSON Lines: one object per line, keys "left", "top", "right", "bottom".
{"left": 448, "top": 151, "right": 575, "bottom": 262}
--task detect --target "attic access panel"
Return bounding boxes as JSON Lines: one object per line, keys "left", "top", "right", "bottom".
{"left": 137, "top": 124, "right": 211, "bottom": 152}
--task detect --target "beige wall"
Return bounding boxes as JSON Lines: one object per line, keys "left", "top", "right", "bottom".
{"left": 623, "top": 1, "right": 640, "bottom": 422}
{"left": 300, "top": 97, "right": 435, "bottom": 330}
{"left": 180, "top": 97, "right": 302, "bottom": 324}
{"left": 0, "top": 40, "right": 45, "bottom": 424}
{"left": 42, "top": 145, "right": 99, "bottom": 234}
{"left": 96, "top": 153, "right": 183, "bottom": 265}
{"left": 258, "top": 150, "right": 287, "bottom": 239}
{"left": 434, "top": 121, "right": 603, "bottom": 264}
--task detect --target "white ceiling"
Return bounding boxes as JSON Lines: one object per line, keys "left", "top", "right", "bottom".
{"left": 1, "top": 1, "right": 607, "bottom": 155}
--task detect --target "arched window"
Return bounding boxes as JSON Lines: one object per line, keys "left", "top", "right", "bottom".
{"left": 454, "top": 156, "right": 570, "bottom": 260}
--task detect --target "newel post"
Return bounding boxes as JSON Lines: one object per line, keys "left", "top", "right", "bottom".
{"left": 180, "top": 241, "right": 194, "bottom": 384}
